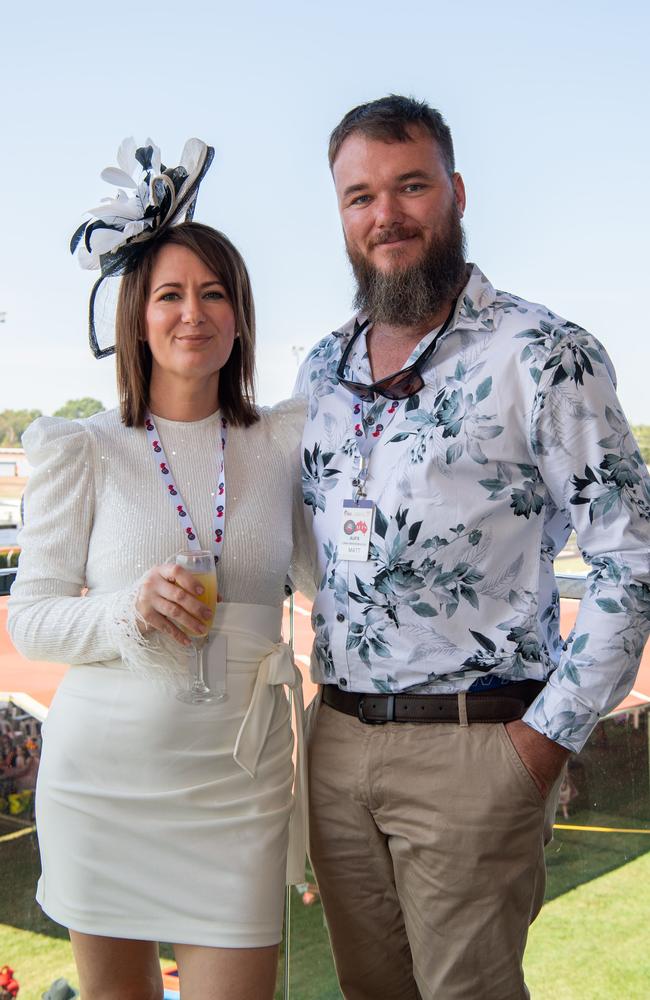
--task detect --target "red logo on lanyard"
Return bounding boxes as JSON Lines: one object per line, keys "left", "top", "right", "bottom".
{"left": 144, "top": 411, "right": 227, "bottom": 557}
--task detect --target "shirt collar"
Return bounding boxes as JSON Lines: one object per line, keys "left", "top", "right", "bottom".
{"left": 337, "top": 263, "right": 497, "bottom": 342}
{"left": 337, "top": 263, "right": 497, "bottom": 380}
{"left": 453, "top": 264, "right": 498, "bottom": 332}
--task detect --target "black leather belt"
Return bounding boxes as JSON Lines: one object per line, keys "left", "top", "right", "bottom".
{"left": 322, "top": 680, "right": 546, "bottom": 725}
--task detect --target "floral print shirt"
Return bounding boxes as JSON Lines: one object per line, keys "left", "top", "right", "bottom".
{"left": 295, "top": 264, "right": 650, "bottom": 752}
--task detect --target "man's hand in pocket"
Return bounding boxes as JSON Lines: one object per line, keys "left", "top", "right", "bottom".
{"left": 504, "top": 719, "right": 570, "bottom": 799}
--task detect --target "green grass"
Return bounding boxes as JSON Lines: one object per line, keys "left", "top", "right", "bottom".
{"left": 545, "top": 812, "right": 650, "bottom": 900}
{"left": 0, "top": 832, "right": 75, "bottom": 1000}
{"left": 0, "top": 926, "right": 78, "bottom": 1000}
{"left": 631, "top": 424, "right": 650, "bottom": 464}
{"left": 277, "top": 884, "right": 340, "bottom": 1000}
{"left": 2, "top": 823, "right": 649, "bottom": 999}
{"left": 525, "top": 851, "right": 650, "bottom": 999}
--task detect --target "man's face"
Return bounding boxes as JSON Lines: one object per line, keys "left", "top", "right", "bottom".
{"left": 332, "top": 127, "right": 468, "bottom": 326}
{"left": 333, "top": 126, "right": 466, "bottom": 274}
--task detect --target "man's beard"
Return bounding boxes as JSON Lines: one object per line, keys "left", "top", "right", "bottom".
{"left": 347, "top": 203, "right": 467, "bottom": 327}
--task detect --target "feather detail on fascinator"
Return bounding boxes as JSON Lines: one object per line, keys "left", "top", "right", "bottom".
{"left": 71, "top": 138, "right": 214, "bottom": 357}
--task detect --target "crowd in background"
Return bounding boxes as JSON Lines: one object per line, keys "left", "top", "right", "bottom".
{"left": 0, "top": 705, "right": 40, "bottom": 817}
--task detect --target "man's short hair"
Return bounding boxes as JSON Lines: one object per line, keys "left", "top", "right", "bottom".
{"left": 328, "top": 95, "right": 455, "bottom": 176}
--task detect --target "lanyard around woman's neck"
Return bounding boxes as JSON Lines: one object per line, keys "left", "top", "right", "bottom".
{"left": 144, "top": 411, "right": 227, "bottom": 565}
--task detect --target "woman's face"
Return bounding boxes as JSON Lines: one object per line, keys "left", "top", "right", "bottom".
{"left": 145, "top": 243, "right": 237, "bottom": 384}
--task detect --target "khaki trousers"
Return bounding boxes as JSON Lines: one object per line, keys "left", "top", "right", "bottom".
{"left": 308, "top": 702, "right": 560, "bottom": 1000}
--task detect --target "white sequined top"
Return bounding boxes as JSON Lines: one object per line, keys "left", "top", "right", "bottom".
{"left": 8, "top": 399, "right": 314, "bottom": 677}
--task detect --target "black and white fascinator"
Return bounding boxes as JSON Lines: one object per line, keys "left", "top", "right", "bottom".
{"left": 71, "top": 137, "right": 214, "bottom": 358}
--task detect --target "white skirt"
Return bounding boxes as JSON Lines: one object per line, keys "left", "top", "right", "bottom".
{"left": 35, "top": 603, "right": 306, "bottom": 947}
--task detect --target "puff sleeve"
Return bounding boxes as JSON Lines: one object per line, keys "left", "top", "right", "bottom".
{"left": 8, "top": 417, "right": 188, "bottom": 682}
{"left": 7, "top": 417, "right": 128, "bottom": 663}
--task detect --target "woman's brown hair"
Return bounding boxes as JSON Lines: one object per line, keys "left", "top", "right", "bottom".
{"left": 116, "top": 221, "right": 258, "bottom": 427}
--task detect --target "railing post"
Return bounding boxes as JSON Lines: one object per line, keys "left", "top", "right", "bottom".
{"left": 647, "top": 712, "right": 650, "bottom": 822}
{"left": 282, "top": 589, "right": 295, "bottom": 1000}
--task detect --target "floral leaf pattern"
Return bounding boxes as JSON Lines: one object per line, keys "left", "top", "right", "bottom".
{"left": 295, "top": 265, "right": 650, "bottom": 750}
{"left": 302, "top": 443, "right": 342, "bottom": 515}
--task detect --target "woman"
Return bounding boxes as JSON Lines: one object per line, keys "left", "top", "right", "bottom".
{"left": 1, "top": 739, "right": 39, "bottom": 792}
{"left": 8, "top": 143, "right": 312, "bottom": 999}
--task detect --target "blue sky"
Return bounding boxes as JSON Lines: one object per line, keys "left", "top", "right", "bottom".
{"left": 2, "top": 0, "right": 649, "bottom": 421}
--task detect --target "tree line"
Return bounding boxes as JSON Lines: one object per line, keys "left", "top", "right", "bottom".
{"left": 1, "top": 403, "right": 649, "bottom": 462}
{"left": 0, "top": 399, "right": 104, "bottom": 446}
{"left": 632, "top": 425, "right": 650, "bottom": 464}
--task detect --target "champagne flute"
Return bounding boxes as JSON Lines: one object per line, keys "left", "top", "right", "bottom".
{"left": 173, "top": 550, "right": 223, "bottom": 704}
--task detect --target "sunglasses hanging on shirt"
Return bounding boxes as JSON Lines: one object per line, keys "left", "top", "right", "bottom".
{"left": 335, "top": 298, "right": 458, "bottom": 402}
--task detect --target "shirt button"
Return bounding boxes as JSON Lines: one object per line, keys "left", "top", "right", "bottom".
{"left": 366, "top": 416, "right": 375, "bottom": 426}
{"left": 339, "top": 678, "right": 348, "bottom": 687}
{"left": 336, "top": 613, "right": 345, "bottom": 622}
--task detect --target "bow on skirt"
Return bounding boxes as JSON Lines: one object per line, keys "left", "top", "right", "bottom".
{"left": 233, "top": 637, "right": 308, "bottom": 885}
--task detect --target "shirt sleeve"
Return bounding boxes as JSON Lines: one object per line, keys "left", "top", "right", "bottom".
{"left": 523, "top": 328, "right": 650, "bottom": 751}
{"left": 7, "top": 416, "right": 128, "bottom": 664}
{"left": 7, "top": 417, "right": 187, "bottom": 680}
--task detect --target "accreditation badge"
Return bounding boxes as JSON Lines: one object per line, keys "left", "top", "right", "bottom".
{"left": 338, "top": 499, "right": 375, "bottom": 561}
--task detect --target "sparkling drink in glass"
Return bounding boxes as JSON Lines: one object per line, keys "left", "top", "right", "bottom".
{"left": 173, "top": 550, "right": 223, "bottom": 704}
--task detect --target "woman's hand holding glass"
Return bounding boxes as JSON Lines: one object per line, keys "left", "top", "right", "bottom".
{"left": 136, "top": 551, "right": 222, "bottom": 703}
{"left": 135, "top": 561, "right": 214, "bottom": 647}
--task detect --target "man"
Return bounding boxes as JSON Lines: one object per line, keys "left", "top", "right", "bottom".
{"left": 295, "top": 95, "right": 650, "bottom": 1000}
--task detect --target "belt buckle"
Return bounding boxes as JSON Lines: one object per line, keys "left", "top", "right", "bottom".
{"left": 357, "top": 695, "right": 394, "bottom": 725}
